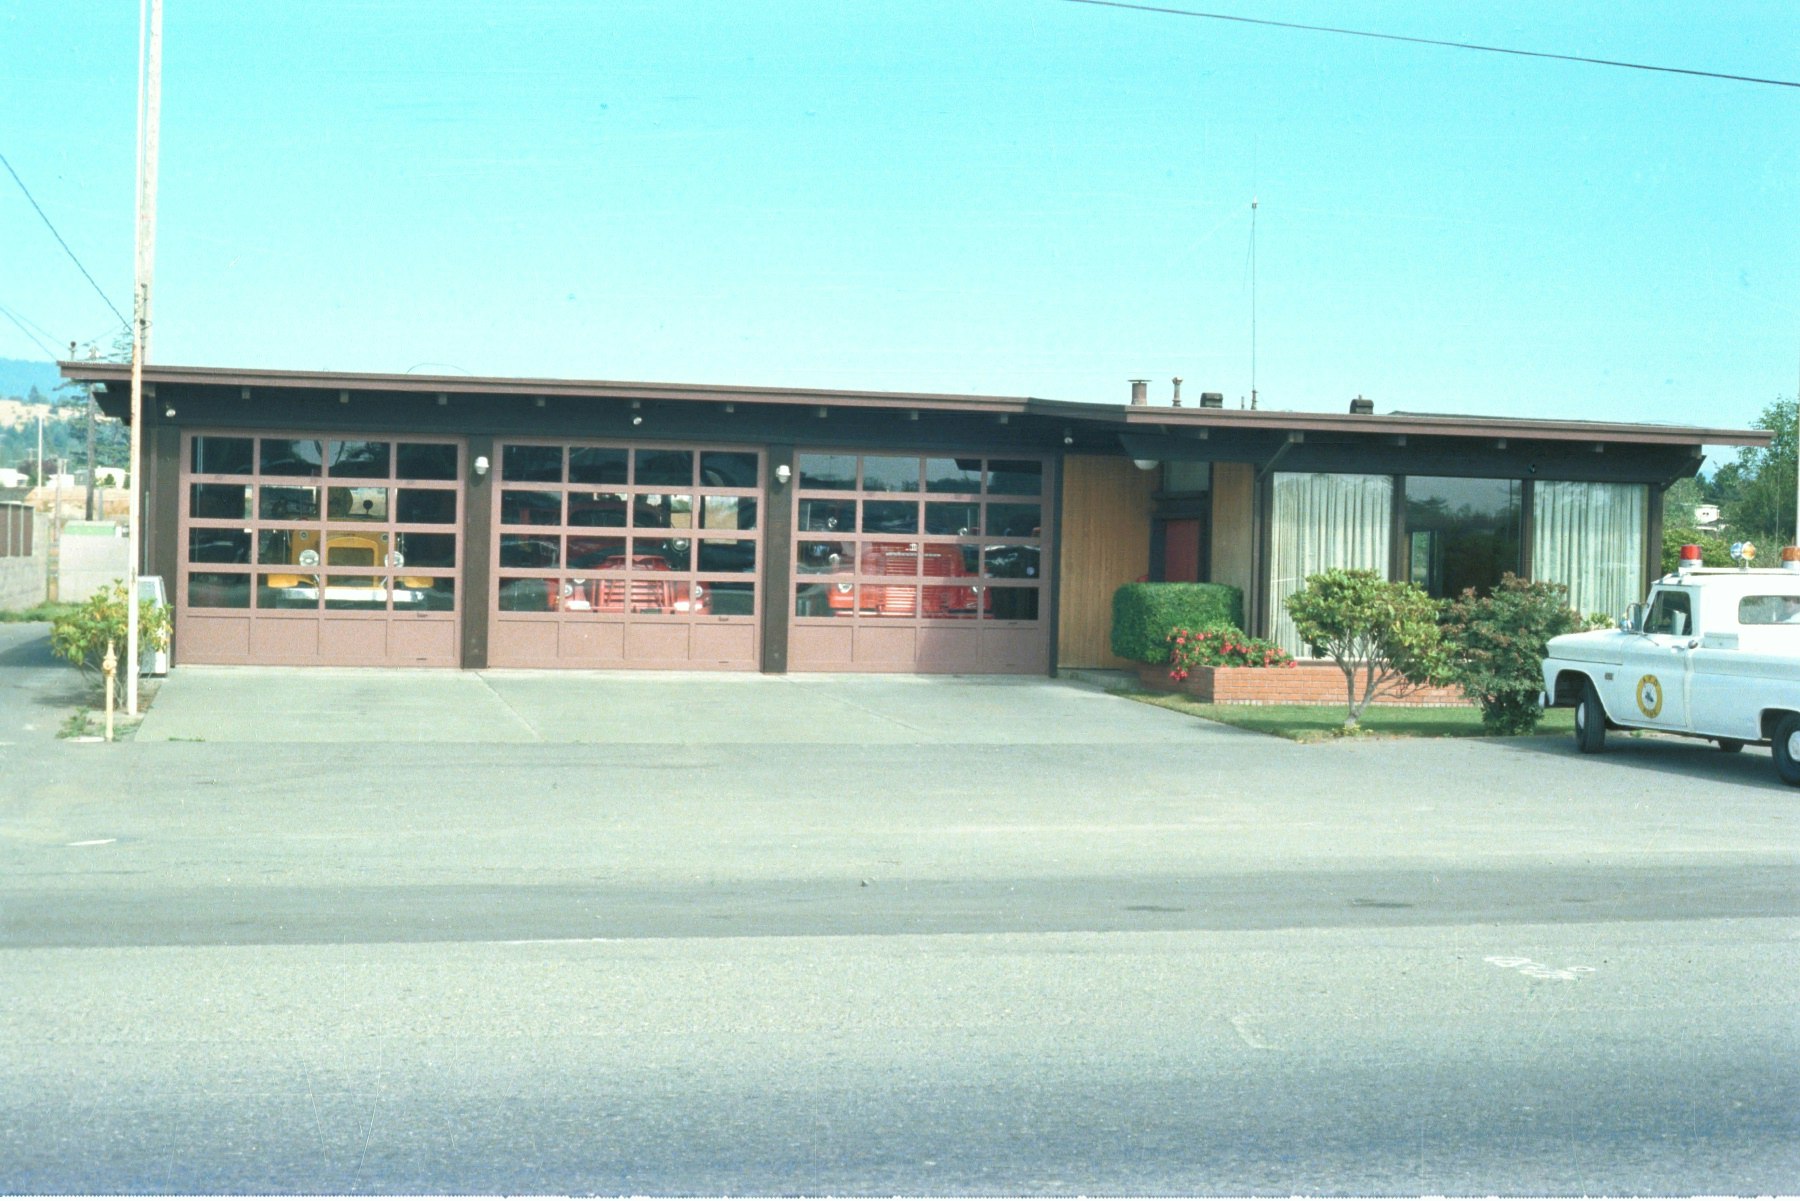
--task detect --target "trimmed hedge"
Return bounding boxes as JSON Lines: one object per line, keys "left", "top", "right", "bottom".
{"left": 1110, "top": 582, "right": 1245, "bottom": 663}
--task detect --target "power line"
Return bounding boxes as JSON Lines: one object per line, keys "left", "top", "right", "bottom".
{"left": 1060, "top": 0, "right": 1800, "bottom": 89}
{"left": 0, "top": 150, "right": 133, "bottom": 332}
{"left": 0, "top": 300, "right": 62, "bottom": 361}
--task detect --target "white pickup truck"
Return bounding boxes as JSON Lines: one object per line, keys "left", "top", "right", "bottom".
{"left": 1540, "top": 566, "right": 1800, "bottom": 786}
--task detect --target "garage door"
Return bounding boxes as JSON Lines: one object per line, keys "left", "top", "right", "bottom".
{"left": 487, "top": 440, "right": 763, "bottom": 669}
{"left": 178, "top": 432, "right": 464, "bottom": 666}
{"left": 788, "top": 452, "right": 1051, "bottom": 673}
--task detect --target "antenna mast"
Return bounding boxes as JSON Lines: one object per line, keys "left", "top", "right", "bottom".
{"left": 1249, "top": 197, "right": 1258, "bottom": 410}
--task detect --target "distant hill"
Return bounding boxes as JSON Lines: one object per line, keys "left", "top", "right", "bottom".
{"left": 0, "top": 358, "right": 72, "bottom": 402}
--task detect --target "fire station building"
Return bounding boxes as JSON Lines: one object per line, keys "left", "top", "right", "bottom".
{"left": 66, "top": 362, "right": 1764, "bottom": 675}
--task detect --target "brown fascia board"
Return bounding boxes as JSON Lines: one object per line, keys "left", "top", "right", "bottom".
{"left": 63, "top": 361, "right": 1768, "bottom": 449}
{"left": 1024, "top": 397, "right": 1769, "bottom": 448}
{"left": 61, "top": 361, "right": 1033, "bottom": 416}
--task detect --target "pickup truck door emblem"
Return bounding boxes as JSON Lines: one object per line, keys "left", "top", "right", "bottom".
{"left": 1636, "top": 674, "right": 1664, "bottom": 718}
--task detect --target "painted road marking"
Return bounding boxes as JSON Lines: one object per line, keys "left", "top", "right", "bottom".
{"left": 66, "top": 838, "right": 117, "bottom": 847}
{"left": 1230, "top": 1014, "right": 1272, "bottom": 1049}
{"left": 1485, "top": 955, "right": 1595, "bottom": 982}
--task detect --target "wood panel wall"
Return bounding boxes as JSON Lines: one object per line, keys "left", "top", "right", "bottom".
{"left": 1209, "top": 462, "right": 1256, "bottom": 628}
{"left": 1056, "top": 455, "right": 1157, "bottom": 668}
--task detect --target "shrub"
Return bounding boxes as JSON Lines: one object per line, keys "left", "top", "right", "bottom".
{"left": 1439, "top": 573, "right": 1583, "bottom": 735}
{"left": 50, "top": 580, "right": 171, "bottom": 685}
{"left": 1110, "top": 583, "right": 1244, "bottom": 663}
{"left": 1284, "top": 569, "right": 1447, "bottom": 729}
{"left": 1165, "top": 626, "right": 1295, "bottom": 680}
{"left": 1660, "top": 526, "right": 1731, "bottom": 572}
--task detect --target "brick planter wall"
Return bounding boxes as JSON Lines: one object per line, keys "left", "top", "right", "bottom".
{"left": 1136, "top": 662, "right": 1470, "bottom": 707}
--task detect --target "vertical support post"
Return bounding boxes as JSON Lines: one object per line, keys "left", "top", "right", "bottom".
{"left": 127, "top": 0, "right": 162, "bottom": 717}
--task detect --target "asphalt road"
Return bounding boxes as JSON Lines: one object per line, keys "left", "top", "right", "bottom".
{"left": 2, "top": 646, "right": 1796, "bottom": 1193}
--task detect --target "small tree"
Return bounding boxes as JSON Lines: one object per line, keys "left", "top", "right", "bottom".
{"left": 1439, "top": 574, "right": 1583, "bottom": 735}
{"left": 50, "top": 580, "right": 171, "bottom": 686}
{"left": 1284, "top": 569, "right": 1446, "bottom": 729}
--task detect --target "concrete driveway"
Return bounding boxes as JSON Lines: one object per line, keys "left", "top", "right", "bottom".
{"left": 132, "top": 664, "right": 1214, "bottom": 745}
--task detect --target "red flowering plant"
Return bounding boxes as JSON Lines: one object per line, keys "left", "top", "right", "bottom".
{"left": 1165, "top": 625, "right": 1296, "bottom": 681}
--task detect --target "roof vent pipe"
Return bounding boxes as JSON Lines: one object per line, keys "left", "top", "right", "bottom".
{"left": 1199, "top": 392, "right": 1224, "bottom": 409}
{"left": 1171, "top": 377, "right": 1184, "bottom": 407}
{"left": 1350, "top": 395, "right": 1374, "bottom": 415}
{"left": 1130, "top": 379, "right": 1149, "bottom": 406}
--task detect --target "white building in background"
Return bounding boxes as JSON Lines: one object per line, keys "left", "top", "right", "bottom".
{"left": 0, "top": 468, "right": 26, "bottom": 488}
{"left": 0, "top": 399, "right": 54, "bottom": 429}
{"left": 1694, "top": 504, "right": 1722, "bottom": 530}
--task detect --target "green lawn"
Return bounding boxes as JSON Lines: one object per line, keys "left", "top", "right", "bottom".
{"left": 0, "top": 601, "right": 77, "bottom": 623}
{"left": 1121, "top": 691, "right": 1577, "bottom": 742}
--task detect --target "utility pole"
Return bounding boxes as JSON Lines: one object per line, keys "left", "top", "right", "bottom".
{"left": 127, "top": 0, "right": 162, "bottom": 716}
{"left": 75, "top": 341, "right": 96, "bottom": 521}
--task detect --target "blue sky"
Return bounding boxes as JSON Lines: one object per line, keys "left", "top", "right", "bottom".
{"left": 3, "top": 1, "right": 1795, "bottom": 441}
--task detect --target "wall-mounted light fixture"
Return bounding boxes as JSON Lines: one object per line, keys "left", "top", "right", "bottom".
{"left": 1132, "top": 459, "right": 1159, "bottom": 471}
{"left": 162, "top": 404, "right": 176, "bottom": 419}
{"left": 338, "top": 390, "right": 350, "bottom": 405}
{"left": 534, "top": 396, "right": 546, "bottom": 408}
{"left": 774, "top": 464, "right": 792, "bottom": 485}
{"left": 1062, "top": 428, "right": 1074, "bottom": 446}
{"left": 436, "top": 393, "right": 448, "bottom": 407}
{"left": 631, "top": 415, "right": 643, "bottom": 427}
{"left": 472, "top": 455, "right": 490, "bottom": 478}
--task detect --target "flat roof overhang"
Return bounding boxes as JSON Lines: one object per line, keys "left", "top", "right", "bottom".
{"left": 65, "top": 362, "right": 1769, "bottom": 486}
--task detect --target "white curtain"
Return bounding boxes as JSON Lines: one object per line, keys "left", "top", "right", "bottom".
{"left": 1268, "top": 473, "right": 1393, "bottom": 656}
{"left": 1532, "top": 481, "right": 1648, "bottom": 622}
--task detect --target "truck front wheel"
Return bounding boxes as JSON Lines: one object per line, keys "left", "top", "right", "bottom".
{"left": 1574, "top": 679, "right": 1607, "bottom": 754}
{"left": 1773, "top": 715, "right": 1800, "bottom": 787}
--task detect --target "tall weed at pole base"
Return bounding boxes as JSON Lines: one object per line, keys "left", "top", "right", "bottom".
{"left": 1439, "top": 574, "right": 1583, "bottom": 735}
{"left": 49, "top": 579, "right": 169, "bottom": 686}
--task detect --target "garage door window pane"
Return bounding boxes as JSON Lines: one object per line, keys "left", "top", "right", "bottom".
{"left": 567, "top": 491, "right": 627, "bottom": 527}
{"left": 188, "top": 571, "right": 251, "bottom": 608}
{"left": 633, "top": 538, "right": 692, "bottom": 570}
{"left": 499, "top": 577, "right": 555, "bottom": 611}
{"left": 397, "top": 578, "right": 455, "bottom": 611}
{"left": 925, "top": 502, "right": 979, "bottom": 536}
{"left": 191, "top": 483, "right": 250, "bottom": 519}
{"left": 698, "top": 539, "right": 756, "bottom": 573}
{"left": 500, "top": 490, "right": 560, "bottom": 526}
{"left": 327, "top": 440, "right": 390, "bottom": 478}
{"left": 397, "top": 532, "right": 456, "bottom": 568}
{"left": 397, "top": 443, "right": 458, "bottom": 480}
{"left": 987, "top": 587, "right": 1039, "bottom": 620}
{"left": 862, "top": 456, "right": 920, "bottom": 493}
{"left": 259, "top": 574, "right": 317, "bottom": 609}
{"left": 859, "top": 584, "right": 917, "bottom": 617}
{"left": 259, "top": 485, "right": 319, "bottom": 521}
{"left": 635, "top": 449, "right": 694, "bottom": 487}
{"left": 260, "top": 440, "right": 324, "bottom": 477}
{"left": 503, "top": 445, "right": 563, "bottom": 482}
{"left": 192, "top": 436, "right": 253, "bottom": 476}
{"left": 863, "top": 500, "right": 917, "bottom": 534}
{"left": 987, "top": 460, "right": 1042, "bottom": 496}
{"left": 397, "top": 488, "right": 458, "bottom": 525}
{"left": 798, "top": 454, "right": 856, "bottom": 489}
{"left": 925, "top": 457, "right": 983, "bottom": 494}
{"left": 702, "top": 580, "right": 756, "bottom": 615}
{"left": 501, "top": 534, "right": 561, "bottom": 568}
{"left": 570, "top": 447, "right": 628, "bottom": 485}
{"left": 567, "top": 535, "right": 628, "bottom": 568}
{"left": 923, "top": 586, "right": 978, "bottom": 618}
{"left": 188, "top": 529, "right": 251, "bottom": 564}
{"left": 330, "top": 486, "right": 389, "bottom": 521}
{"left": 796, "top": 540, "right": 851, "bottom": 574}
{"left": 256, "top": 529, "right": 314, "bottom": 566}
{"left": 982, "top": 545, "right": 1040, "bottom": 578}
{"left": 633, "top": 494, "right": 692, "bottom": 528}
{"left": 797, "top": 498, "right": 853, "bottom": 533}
{"left": 701, "top": 495, "right": 757, "bottom": 530}
{"left": 700, "top": 452, "right": 759, "bottom": 488}
{"left": 324, "top": 577, "right": 386, "bottom": 610}
{"left": 985, "top": 503, "right": 1041, "bottom": 537}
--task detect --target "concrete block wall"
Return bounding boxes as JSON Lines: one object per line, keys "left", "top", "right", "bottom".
{"left": 0, "top": 513, "right": 48, "bottom": 611}
{"left": 1138, "top": 662, "right": 1470, "bottom": 708}
{"left": 58, "top": 529, "right": 132, "bottom": 604}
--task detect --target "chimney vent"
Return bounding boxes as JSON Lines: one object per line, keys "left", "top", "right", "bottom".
{"left": 1199, "top": 392, "right": 1224, "bottom": 409}
{"left": 1171, "top": 377, "right": 1184, "bottom": 407}
{"left": 1349, "top": 395, "right": 1375, "bottom": 415}
{"left": 1129, "top": 379, "right": 1149, "bottom": 406}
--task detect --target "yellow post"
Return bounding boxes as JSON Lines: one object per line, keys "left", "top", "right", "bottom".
{"left": 103, "top": 639, "right": 117, "bottom": 742}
